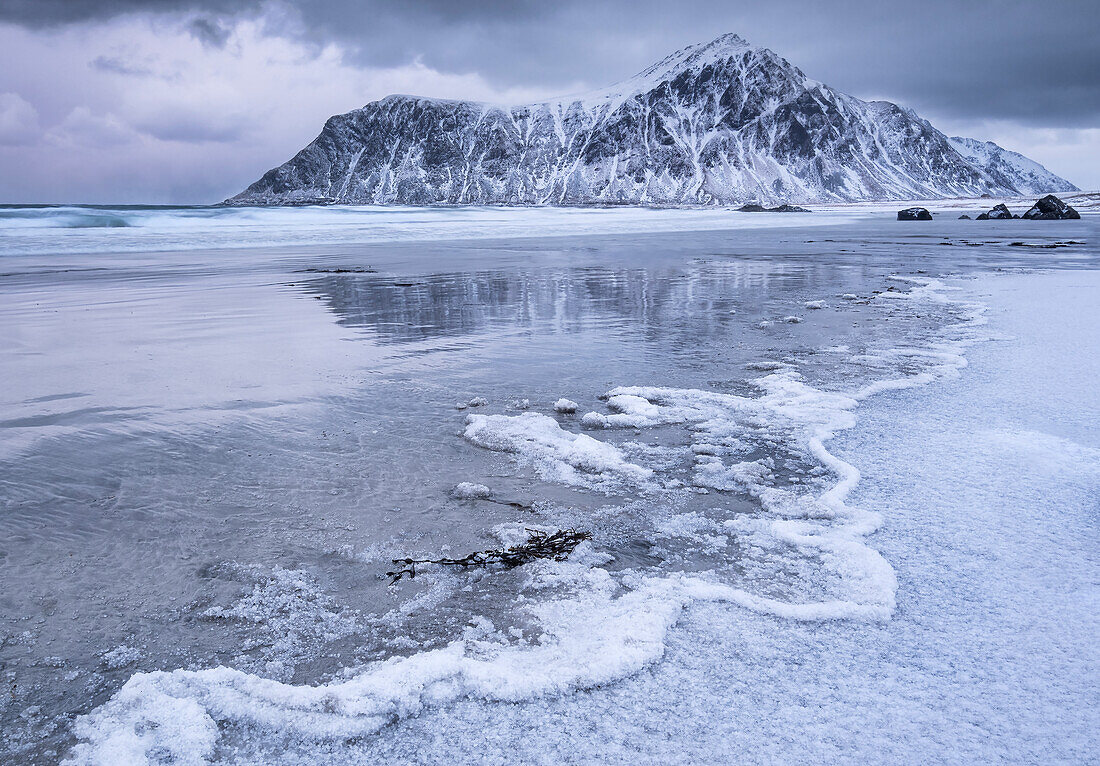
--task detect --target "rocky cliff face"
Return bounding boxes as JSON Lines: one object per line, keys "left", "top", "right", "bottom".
{"left": 228, "top": 34, "right": 1077, "bottom": 206}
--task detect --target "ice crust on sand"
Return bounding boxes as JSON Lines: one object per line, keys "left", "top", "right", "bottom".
{"left": 67, "top": 564, "right": 791, "bottom": 765}
{"left": 852, "top": 276, "right": 985, "bottom": 400}
{"left": 200, "top": 567, "right": 359, "bottom": 682}
{"left": 462, "top": 412, "right": 652, "bottom": 488}
{"left": 68, "top": 277, "right": 990, "bottom": 765}
{"left": 101, "top": 646, "right": 142, "bottom": 671}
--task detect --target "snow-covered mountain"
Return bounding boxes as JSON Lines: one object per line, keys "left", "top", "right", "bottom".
{"left": 945, "top": 136, "right": 1073, "bottom": 197}
{"left": 228, "top": 33, "right": 1077, "bottom": 206}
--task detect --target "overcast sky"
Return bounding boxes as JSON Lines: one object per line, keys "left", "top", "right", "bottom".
{"left": 0, "top": 0, "right": 1097, "bottom": 203}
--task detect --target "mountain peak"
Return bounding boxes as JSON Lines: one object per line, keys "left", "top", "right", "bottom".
{"left": 632, "top": 32, "right": 758, "bottom": 83}
{"left": 697, "top": 32, "right": 752, "bottom": 52}
{"left": 557, "top": 32, "right": 771, "bottom": 107}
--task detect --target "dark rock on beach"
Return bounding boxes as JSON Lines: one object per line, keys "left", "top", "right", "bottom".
{"left": 738, "top": 203, "right": 811, "bottom": 213}
{"left": 958, "top": 214, "right": 971, "bottom": 219}
{"left": 898, "top": 207, "right": 933, "bottom": 221}
{"left": 976, "top": 203, "right": 1013, "bottom": 220}
{"left": 1021, "top": 195, "right": 1080, "bottom": 220}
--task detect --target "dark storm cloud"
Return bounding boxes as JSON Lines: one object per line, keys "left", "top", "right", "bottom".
{"left": 0, "top": 0, "right": 262, "bottom": 26}
{"left": 188, "top": 16, "right": 232, "bottom": 47}
{"left": 0, "top": 0, "right": 1097, "bottom": 127}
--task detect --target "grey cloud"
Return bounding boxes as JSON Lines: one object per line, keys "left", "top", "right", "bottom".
{"left": 315, "top": 1, "right": 1100, "bottom": 129}
{"left": 90, "top": 55, "right": 155, "bottom": 76}
{"left": 0, "top": 0, "right": 260, "bottom": 26}
{"left": 47, "top": 107, "right": 141, "bottom": 147}
{"left": 187, "top": 16, "right": 231, "bottom": 47}
{"left": 1, "top": 0, "right": 1098, "bottom": 205}
{"left": 0, "top": 91, "right": 39, "bottom": 145}
{"left": 1, "top": 1, "right": 1096, "bottom": 129}
{"left": 133, "top": 112, "right": 249, "bottom": 143}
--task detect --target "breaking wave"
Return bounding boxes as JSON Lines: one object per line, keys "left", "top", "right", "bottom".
{"left": 0, "top": 207, "right": 136, "bottom": 229}
{"left": 0, "top": 204, "right": 855, "bottom": 256}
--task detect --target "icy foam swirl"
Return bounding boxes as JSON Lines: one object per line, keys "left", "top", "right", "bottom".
{"left": 66, "top": 276, "right": 989, "bottom": 765}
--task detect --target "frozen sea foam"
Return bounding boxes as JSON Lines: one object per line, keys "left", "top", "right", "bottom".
{"left": 67, "top": 276, "right": 993, "bottom": 764}
{"left": 463, "top": 412, "right": 653, "bottom": 489}
{"left": 452, "top": 482, "right": 492, "bottom": 499}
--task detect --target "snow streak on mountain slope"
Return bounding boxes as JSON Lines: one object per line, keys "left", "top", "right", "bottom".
{"left": 228, "top": 34, "right": 1078, "bottom": 206}
{"left": 946, "top": 136, "right": 1075, "bottom": 197}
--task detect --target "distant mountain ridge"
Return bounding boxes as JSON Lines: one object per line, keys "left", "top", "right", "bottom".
{"left": 228, "top": 33, "right": 1077, "bottom": 206}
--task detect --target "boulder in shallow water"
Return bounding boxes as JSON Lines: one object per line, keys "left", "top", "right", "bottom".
{"left": 976, "top": 203, "right": 1013, "bottom": 220}
{"left": 1022, "top": 195, "right": 1080, "bottom": 220}
{"left": 897, "top": 207, "right": 932, "bottom": 221}
{"left": 959, "top": 214, "right": 971, "bottom": 219}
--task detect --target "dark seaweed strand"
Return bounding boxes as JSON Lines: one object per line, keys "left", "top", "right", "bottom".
{"left": 386, "top": 528, "right": 591, "bottom": 584}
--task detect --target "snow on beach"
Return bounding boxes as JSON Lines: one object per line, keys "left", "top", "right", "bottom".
{"left": 63, "top": 275, "right": 1026, "bottom": 764}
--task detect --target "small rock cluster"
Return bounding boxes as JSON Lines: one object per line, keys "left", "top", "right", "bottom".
{"left": 900, "top": 195, "right": 1080, "bottom": 222}
{"left": 738, "top": 203, "right": 812, "bottom": 213}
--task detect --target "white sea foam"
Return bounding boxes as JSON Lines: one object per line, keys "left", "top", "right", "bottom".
{"left": 462, "top": 412, "right": 653, "bottom": 488}
{"left": 67, "top": 276, "right": 992, "bottom": 764}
